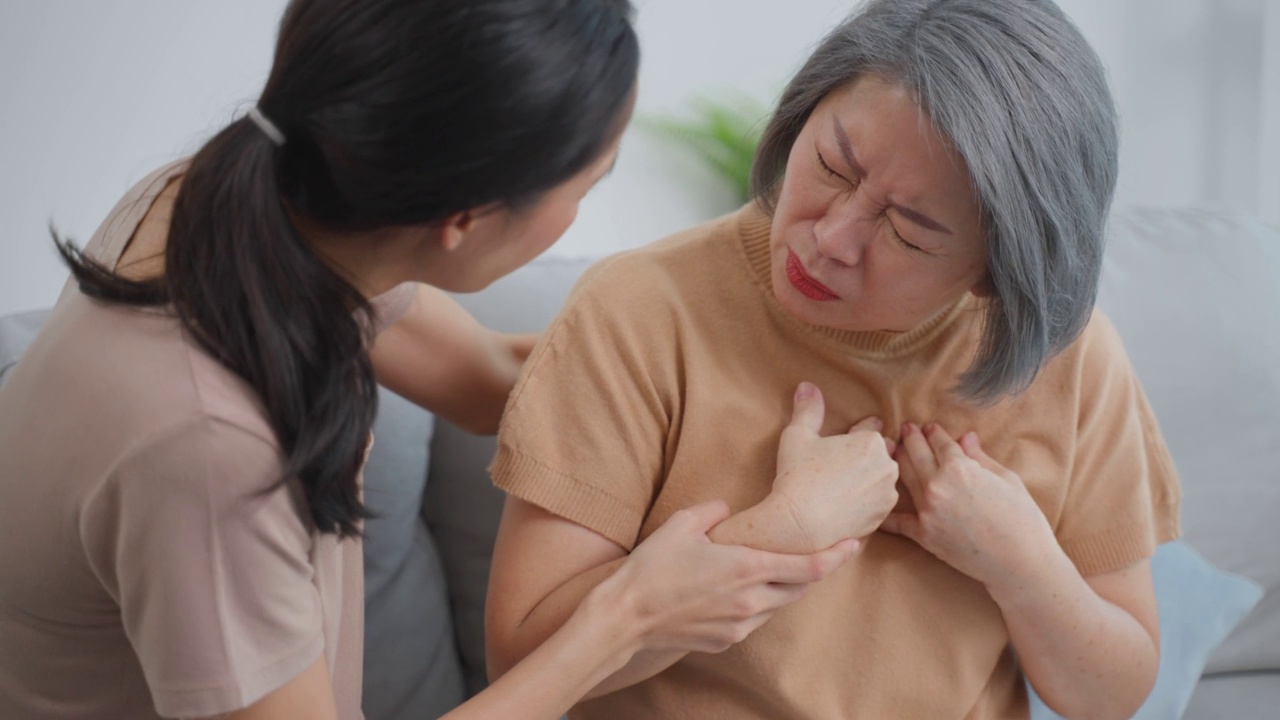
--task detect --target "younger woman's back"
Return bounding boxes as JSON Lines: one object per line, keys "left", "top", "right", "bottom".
{"left": 0, "top": 164, "right": 366, "bottom": 719}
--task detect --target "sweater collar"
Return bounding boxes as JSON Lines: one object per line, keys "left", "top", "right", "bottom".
{"left": 735, "top": 202, "right": 974, "bottom": 360}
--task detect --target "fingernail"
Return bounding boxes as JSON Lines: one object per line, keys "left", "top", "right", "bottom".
{"left": 963, "top": 432, "right": 979, "bottom": 447}
{"left": 869, "top": 417, "right": 884, "bottom": 430}
{"left": 796, "top": 382, "right": 815, "bottom": 400}
{"left": 923, "top": 422, "right": 936, "bottom": 434}
{"left": 903, "top": 423, "right": 916, "bottom": 435}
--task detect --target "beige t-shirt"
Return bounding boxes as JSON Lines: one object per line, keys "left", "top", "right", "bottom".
{"left": 493, "top": 205, "right": 1181, "bottom": 719}
{"left": 0, "top": 162, "right": 410, "bottom": 719}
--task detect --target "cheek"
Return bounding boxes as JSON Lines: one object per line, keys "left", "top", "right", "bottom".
{"left": 775, "top": 176, "right": 825, "bottom": 235}
{"left": 523, "top": 201, "right": 579, "bottom": 258}
{"left": 548, "top": 202, "right": 578, "bottom": 245}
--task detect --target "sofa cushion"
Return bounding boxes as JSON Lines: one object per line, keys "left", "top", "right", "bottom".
{"left": 1183, "top": 671, "right": 1280, "bottom": 719}
{"left": 1029, "top": 540, "right": 1263, "bottom": 720}
{"left": 424, "top": 255, "right": 596, "bottom": 696}
{"left": 1095, "top": 208, "right": 1280, "bottom": 673}
{"left": 362, "top": 386, "right": 461, "bottom": 720}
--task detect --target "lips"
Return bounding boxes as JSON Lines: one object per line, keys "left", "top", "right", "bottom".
{"left": 785, "top": 249, "right": 841, "bottom": 301}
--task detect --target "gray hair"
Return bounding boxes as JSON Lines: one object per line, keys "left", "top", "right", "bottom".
{"left": 752, "top": 0, "right": 1119, "bottom": 403}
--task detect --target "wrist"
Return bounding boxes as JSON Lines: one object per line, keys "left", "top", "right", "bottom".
{"left": 983, "top": 526, "right": 1072, "bottom": 604}
{"left": 714, "top": 492, "right": 814, "bottom": 554}
{"left": 576, "top": 564, "right": 646, "bottom": 670}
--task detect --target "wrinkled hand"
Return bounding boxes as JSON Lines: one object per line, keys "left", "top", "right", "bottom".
{"left": 760, "top": 382, "right": 899, "bottom": 554}
{"left": 880, "top": 423, "right": 1054, "bottom": 587}
{"left": 620, "top": 500, "right": 860, "bottom": 654}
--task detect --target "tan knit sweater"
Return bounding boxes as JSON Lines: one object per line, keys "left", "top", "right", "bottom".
{"left": 493, "top": 205, "right": 1180, "bottom": 719}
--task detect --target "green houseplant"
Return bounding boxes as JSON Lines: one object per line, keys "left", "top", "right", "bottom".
{"left": 643, "top": 93, "right": 770, "bottom": 205}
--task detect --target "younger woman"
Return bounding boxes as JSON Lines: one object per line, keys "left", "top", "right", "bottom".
{"left": 0, "top": 1, "right": 871, "bottom": 718}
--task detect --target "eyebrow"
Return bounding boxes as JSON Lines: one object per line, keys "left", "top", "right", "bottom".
{"left": 831, "top": 121, "right": 954, "bottom": 235}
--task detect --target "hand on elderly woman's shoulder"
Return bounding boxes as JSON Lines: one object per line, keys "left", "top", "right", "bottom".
{"left": 880, "top": 423, "right": 1056, "bottom": 588}
{"left": 756, "top": 382, "right": 901, "bottom": 555}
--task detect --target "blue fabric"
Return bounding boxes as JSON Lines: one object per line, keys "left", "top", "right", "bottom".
{"left": 1029, "top": 540, "right": 1264, "bottom": 719}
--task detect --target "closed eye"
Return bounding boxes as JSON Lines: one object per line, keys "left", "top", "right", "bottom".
{"left": 819, "top": 149, "right": 927, "bottom": 254}
{"left": 816, "top": 151, "right": 847, "bottom": 182}
{"left": 888, "top": 221, "right": 928, "bottom": 254}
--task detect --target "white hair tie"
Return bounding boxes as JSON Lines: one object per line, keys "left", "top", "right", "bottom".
{"left": 247, "top": 106, "right": 286, "bottom": 146}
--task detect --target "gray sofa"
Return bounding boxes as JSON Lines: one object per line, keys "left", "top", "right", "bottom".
{"left": 1, "top": 206, "right": 1277, "bottom": 718}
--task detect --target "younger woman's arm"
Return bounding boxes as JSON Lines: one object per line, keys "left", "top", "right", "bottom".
{"left": 213, "top": 656, "right": 340, "bottom": 720}
{"left": 486, "top": 384, "right": 900, "bottom": 700}
{"left": 459, "top": 499, "right": 857, "bottom": 719}
{"left": 370, "top": 284, "right": 538, "bottom": 434}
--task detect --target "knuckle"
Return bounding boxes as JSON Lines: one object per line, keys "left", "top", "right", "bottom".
{"left": 920, "top": 484, "right": 939, "bottom": 505}
{"left": 705, "top": 634, "right": 734, "bottom": 653}
{"left": 853, "top": 432, "right": 879, "bottom": 451}
{"left": 883, "top": 486, "right": 900, "bottom": 506}
{"left": 707, "top": 639, "right": 734, "bottom": 654}
{"left": 734, "top": 555, "right": 763, "bottom": 582}
{"left": 732, "top": 595, "right": 762, "bottom": 618}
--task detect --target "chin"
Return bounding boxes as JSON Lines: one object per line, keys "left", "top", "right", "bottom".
{"left": 770, "top": 276, "right": 902, "bottom": 333}
{"left": 771, "top": 272, "right": 844, "bottom": 328}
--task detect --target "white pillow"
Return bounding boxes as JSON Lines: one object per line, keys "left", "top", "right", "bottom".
{"left": 1096, "top": 207, "right": 1280, "bottom": 673}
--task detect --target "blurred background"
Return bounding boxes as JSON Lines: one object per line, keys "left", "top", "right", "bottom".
{"left": 1, "top": 0, "right": 1276, "bottom": 315}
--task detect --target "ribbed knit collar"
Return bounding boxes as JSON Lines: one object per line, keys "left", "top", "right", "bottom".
{"left": 735, "top": 203, "right": 973, "bottom": 360}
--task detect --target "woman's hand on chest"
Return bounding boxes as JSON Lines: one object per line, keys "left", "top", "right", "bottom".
{"left": 879, "top": 422, "right": 1057, "bottom": 588}
{"left": 747, "top": 382, "right": 901, "bottom": 554}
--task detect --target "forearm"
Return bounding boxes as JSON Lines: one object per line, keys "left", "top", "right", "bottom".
{"left": 708, "top": 494, "right": 817, "bottom": 553}
{"left": 584, "top": 499, "right": 820, "bottom": 696}
{"left": 990, "top": 543, "right": 1158, "bottom": 719}
{"left": 447, "top": 331, "right": 539, "bottom": 434}
{"left": 492, "top": 496, "right": 808, "bottom": 699}
{"left": 460, "top": 332, "right": 536, "bottom": 434}
{"left": 491, "top": 556, "right": 689, "bottom": 700}
{"left": 454, "top": 586, "right": 637, "bottom": 720}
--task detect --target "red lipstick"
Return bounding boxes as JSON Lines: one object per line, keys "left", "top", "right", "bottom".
{"left": 785, "top": 249, "right": 841, "bottom": 301}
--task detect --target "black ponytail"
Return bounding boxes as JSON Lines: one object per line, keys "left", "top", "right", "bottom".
{"left": 55, "top": 0, "right": 639, "bottom": 537}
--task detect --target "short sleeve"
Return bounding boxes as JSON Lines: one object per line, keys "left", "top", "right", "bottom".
{"left": 492, "top": 257, "right": 680, "bottom": 549}
{"left": 1056, "top": 313, "right": 1182, "bottom": 576}
{"left": 367, "top": 282, "right": 417, "bottom": 335}
{"left": 80, "top": 417, "right": 325, "bottom": 718}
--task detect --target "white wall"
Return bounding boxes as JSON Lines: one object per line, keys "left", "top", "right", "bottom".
{"left": 0, "top": 1, "right": 287, "bottom": 315}
{"left": 1, "top": 0, "right": 1275, "bottom": 316}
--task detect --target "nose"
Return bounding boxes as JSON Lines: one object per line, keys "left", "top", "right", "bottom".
{"left": 813, "top": 197, "right": 874, "bottom": 268}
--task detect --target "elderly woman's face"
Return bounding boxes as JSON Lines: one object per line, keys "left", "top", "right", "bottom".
{"left": 770, "top": 74, "right": 987, "bottom": 333}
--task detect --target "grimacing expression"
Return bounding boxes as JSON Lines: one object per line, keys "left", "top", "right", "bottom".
{"left": 769, "top": 74, "right": 989, "bottom": 333}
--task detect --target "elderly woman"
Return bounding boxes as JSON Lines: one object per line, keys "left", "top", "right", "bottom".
{"left": 485, "top": 0, "right": 1179, "bottom": 718}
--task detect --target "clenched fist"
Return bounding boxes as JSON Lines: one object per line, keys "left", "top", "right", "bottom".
{"left": 757, "top": 382, "right": 900, "bottom": 554}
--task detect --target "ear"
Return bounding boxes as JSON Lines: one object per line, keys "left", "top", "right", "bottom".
{"left": 439, "top": 210, "right": 478, "bottom": 252}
